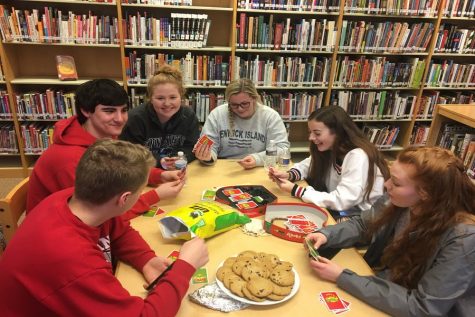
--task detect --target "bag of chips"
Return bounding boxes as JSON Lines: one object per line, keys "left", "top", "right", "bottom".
{"left": 159, "top": 201, "right": 251, "bottom": 240}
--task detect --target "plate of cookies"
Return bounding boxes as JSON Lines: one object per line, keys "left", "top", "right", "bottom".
{"left": 215, "top": 250, "right": 300, "bottom": 305}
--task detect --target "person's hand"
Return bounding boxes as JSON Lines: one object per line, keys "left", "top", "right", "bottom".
{"left": 160, "top": 156, "right": 178, "bottom": 170}
{"left": 273, "top": 177, "right": 294, "bottom": 193}
{"left": 304, "top": 232, "right": 328, "bottom": 250}
{"left": 268, "top": 166, "right": 289, "bottom": 181}
{"left": 142, "top": 256, "right": 173, "bottom": 285}
{"left": 193, "top": 142, "right": 212, "bottom": 161}
{"left": 237, "top": 155, "right": 256, "bottom": 169}
{"left": 154, "top": 179, "right": 185, "bottom": 200}
{"left": 178, "top": 238, "right": 209, "bottom": 269}
{"left": 160, "top": 169, "right": 185, "bottom": 183}
{"left": 309, "top": 256, "right": 344, "bottom": 283}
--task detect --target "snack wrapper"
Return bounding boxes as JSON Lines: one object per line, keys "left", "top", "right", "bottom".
{"left": 159, "top": 201, "right": 251, "bottom": 240}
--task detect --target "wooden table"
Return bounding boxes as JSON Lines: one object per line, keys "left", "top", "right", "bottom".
{"left": 115, "top": 160, "right": 387, "bottom": 316}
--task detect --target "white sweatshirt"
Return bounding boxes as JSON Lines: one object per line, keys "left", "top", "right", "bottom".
{"left": 291, "top": 148, "right": 385, "bottom": 212}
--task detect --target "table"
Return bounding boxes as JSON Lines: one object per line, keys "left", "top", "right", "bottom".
{"left": 115, "top": 160, "right": 388, "bottom": 316}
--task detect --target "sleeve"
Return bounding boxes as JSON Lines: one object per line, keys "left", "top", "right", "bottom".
{"left": 199, "top": 109, "right": 220, "bottom": 165}
{"left": 301, "top": 150, "right": 371, "bottom": 210}
{"left": 290, "top": 156, "right": 311, "bottom": 180}
{"left": 252, "top": 109, "right": 290, "bottom": 166}
{"left": 148, "top": 167, "right": 164, "bottom": 186}
{"left": 121, "top": 190, "right": 160, "bottom": 221}
{"left": 336, "top": 230, "right": 475, "bottom": 317}
{"left": 181, "top": 110, "right": 200, "bottom": 163}
{"left": 42, "top": 259, "right": 195, "bottom": 317}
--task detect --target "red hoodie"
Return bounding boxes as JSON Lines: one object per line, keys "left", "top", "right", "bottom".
{"left": 0, "top": 188, "right": 195, "bottom": 317}
{"left": 27, "top": 116, "right": 163, "bottom": 220}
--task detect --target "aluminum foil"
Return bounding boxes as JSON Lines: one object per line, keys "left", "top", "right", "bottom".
{"left": 188, "top": 282, "right": 250, "bottom": 312}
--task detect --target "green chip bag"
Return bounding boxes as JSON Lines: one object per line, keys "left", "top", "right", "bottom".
{"left": 159, "top": 201, "right": 251, "bottom": 240}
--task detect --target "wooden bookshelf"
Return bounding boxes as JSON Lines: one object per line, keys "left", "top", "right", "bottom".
{"left": 427, "top": 104, "right": 475, "bottom": 146}
{"left": 0, "top": 0, "right": 474, "bottom": 177}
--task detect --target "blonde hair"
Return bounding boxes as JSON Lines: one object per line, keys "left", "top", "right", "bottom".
{"left": 75, "top": 139, "right": 155, "bottom": 205}
{"left": 147, "top": 64, "right": 186, "bottom": 99}
{"left": 225, "top": 78, "right": 261, "bottom": 135}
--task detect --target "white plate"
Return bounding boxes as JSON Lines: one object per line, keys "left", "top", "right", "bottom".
{"left": 215, "top": 263, "right": 300, "bottom": 306}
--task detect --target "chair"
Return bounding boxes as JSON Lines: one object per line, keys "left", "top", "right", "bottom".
{"left": 0, "top": 177, "right": 29, "bottom": 252}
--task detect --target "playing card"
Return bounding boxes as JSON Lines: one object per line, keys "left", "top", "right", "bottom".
{"left": 236, "top": 201, "right": 258, "bottom": 209}
{"left": 229, "top": 192, "right": 252, "bottom": 202}
{"left": 167, "top": 250, "right": 180, "bottom": 262}
{"left": 320, "top": 291, "right": 348, "bottom": 313}
{"left": 223, "top": 188, "right": 243, "bottom": 196}
{"left": 197, "top": 134, "right": 214, "bottom": 147}
{"left": 305, "top": 238, "right": 320, "bottom": 260}
{"left": 201, "top": 188, "right": 216, "bottom": 201}
{"left": 192, "top": 267, "right": 208, "bottom": 284}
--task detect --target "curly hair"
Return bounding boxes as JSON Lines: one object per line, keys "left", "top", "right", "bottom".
{"left": 368, "top": 146, "right": 475, "bottom": 288}
{"left": 147, "top": 64, "right": 186, "bottom": 99}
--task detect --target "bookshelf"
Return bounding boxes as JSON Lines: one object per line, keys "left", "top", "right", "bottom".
{"left": 0, "top": 0, "right": 474, "bottom": 177}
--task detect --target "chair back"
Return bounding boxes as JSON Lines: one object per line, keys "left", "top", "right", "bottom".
{"left": 0, "top": 177, "right": 29, "bottom": 245}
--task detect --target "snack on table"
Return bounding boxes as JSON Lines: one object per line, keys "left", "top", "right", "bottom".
{"left": 216, "top": 251, "right": 296, "bottom": 302}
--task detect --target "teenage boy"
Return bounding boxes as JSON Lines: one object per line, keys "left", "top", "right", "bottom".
{"left": 0, "top": 139, "right": 209, "bottom": 316}
{"left": 27, "top": 79, "right": 185, "bottom": 219}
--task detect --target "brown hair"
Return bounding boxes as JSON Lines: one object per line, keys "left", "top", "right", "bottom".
{"left": 369, "top": 146, "right": 475, "bottom": 288}
{"left": 75, "top": 139, "right": 155, "bottom": 204}
{"left": 147, "top": 64, "right": 186, "bottom": 99}
{"left": 306, "top": 106, "right": 390, "bottom": 202}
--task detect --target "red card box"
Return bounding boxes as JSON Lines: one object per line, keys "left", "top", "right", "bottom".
{"left": 264, "top": 203, "right": 328, "bottom": 242}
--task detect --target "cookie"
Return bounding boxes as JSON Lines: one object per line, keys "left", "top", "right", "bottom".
{"left": 267, "top": 293, "right": 286, "bottom": 301}
{"left": 246, "top": 277, "right": 273, "bottom": 298}
{"left": 270, "top": 268, "right": 295, "bottom": 287}
{"left": 274, "top": 260, "right": 293, "bottom": 271}
{"left": 222, "top": 257, "right": 237, "bottom": 267}
{"left": 223, "top": 272, "right": 243, "bottom": 289}
{"left": 241, "top": 263, "right": 269, "bottom": 281}
{"left": 216, "top": 266, "right": 233, "bottom": 281}
{"left": 242, "top": 284, "right": 266, "bottom": 302}
{"left": 232, "top": 258, "right": 255, "bottom": 275}
{"left": 229, "top": 279, "right": 247, "bottom": 297}
{"left": 271, "top": 282, "right": 293, "bottom": 296}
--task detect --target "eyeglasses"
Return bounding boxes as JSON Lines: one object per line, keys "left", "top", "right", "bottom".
{"left": 229, "top": 101, "right": 252, "bottom": 110}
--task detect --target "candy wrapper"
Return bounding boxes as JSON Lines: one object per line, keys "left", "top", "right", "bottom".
{"left": 159, "top": 201, "right": 251, "bottom": 240}
{"left": 188, "top": 282, "right": 249, "bottom": 312}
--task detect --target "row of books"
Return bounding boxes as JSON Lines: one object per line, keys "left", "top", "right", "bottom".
{"left": 233, "top": 55, "right": 331, "bottom": 87}
{"left": 261, "top": 91, "right": 324, "bottom": 120}
{"left": 338, "top": 21, "right": 434, "bottom": 53}
{"left": 185, "top": 92, "right": 225, "bottom": 123}
{"left": 425, "top": 60, "right": 475, "bottom": 88}
{"left": 362, "top": 124, "right": 400, "bottom": 149}
{"left": 433, "top": 24, "right": 475, "bottom": 54}
{"left": 238, "top": 0, "right": 340, "bottom": 11}
{"left": 237, "top": 14, "right": 336, "bottom": 51}
{"left": 331, "top": 90, "right": 416, "bottom": 120}
{"left": 125, "top": 52, "right": 231, "bottom": 85}
{"left": 14, "top": 91, "right": 77, "bottom": 120}
{"left": 121, "top": 1, "right": 192, "bottom": 5}
{"left": 443, "top": 0, "right": 475, "bottom": 17}
{"left": 333, "top": 56, "right": 426, "bottom": 88}
{"left": 0, "top": 6, "right": 120, "bottom": 44}
{"left": 344, "top": 0, "right": 440, "bottom": 16}
{"left": 410, "top": 123, "right": 430, "bottom": 145}
{"left": 0, "top": 91, "right": 10, "bottom": 118}
{"left": 437, "top": 124, "right": 475, "bottom": 175}
{"left": 0, "top": 122, "right": 18, "bottom": 154}
{"left": 417, "top": 91, "right": 475, "bottom": 119}
{"left": 20, "top": 123, "right": 54, "bottom": 154}
{"left": 123, "top": 12, "right": 211, "bottom": 48}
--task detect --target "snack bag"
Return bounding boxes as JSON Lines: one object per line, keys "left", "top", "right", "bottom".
{"left": 159, "top": 201, "right": 251, "bottom": 240}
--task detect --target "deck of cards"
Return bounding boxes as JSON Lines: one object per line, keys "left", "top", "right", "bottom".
{"left": 320, "top": 291, "right": 351, "bottom": 314}
{"left": 305, "top": 238, "right": 320, "bottom": 261}
{"left": 286, "top": 214, "right": 319, "bottom": 234}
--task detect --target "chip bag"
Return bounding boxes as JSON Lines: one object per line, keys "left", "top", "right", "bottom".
{"left": 159, "top": 201, "right": 251, "bottom": 240}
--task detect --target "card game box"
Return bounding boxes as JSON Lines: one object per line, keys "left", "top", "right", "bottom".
{"left": 264, "top": 203, "right": 328, "bottom": 243}
{"left": 215, "top": 185, "right": 277, "bottom": 218}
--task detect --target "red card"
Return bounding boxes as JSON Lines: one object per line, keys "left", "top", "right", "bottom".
{"left": 236, "top": 201, "right": 258, "bottom": 209}
{"left": 197, "top": 134, "right": 214, "bottom": 146}
{"left": 167, "top": 250, "right": 180, "bottom": 262}
{"left": 223, "top": 188, "right": 243, "bottom": 196}
{"left": 320, "top": 291, "right": 347, "bottom": 311}
{"left": 229, "top": 192, "right": 252, "bottom": 202}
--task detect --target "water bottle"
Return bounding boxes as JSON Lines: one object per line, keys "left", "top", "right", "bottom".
{"left": 264, "top": 140, "right": 277, "bottom": 171}
{"left": 174, "top": 151, "right": 188, "bottom": 170}
{"left": 278, "top": 147, "right": 291, "bottom": 171}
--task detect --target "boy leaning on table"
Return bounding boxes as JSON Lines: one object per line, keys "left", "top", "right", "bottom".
{"left": 0, "top": 139, "right": 209, "bottom": 317}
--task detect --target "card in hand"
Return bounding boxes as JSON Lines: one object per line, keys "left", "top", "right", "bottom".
{"left": 305, "top": 238, "right": 320, "bottom": 261}
{"left": 197, "top": 134, "right": 214, "bottom": 147}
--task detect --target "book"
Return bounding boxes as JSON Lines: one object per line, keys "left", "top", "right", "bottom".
{"left": 55, "top": 55, "right": 78, "bottom": 81}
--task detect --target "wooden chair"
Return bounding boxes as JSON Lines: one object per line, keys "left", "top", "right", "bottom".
{"left": 0, "top": 177, "right": 29, "bottom": 254}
